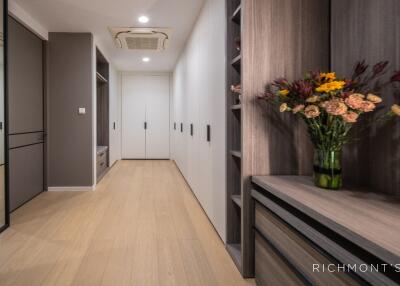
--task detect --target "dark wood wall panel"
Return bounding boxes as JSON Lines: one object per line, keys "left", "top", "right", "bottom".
{"left": 241, "top": 0, "right": 330, "bottom": 276}
{"left": 243, "top": 0, "right": 330, "bottom": 178}
{"left": 331, "top": 0, "right": 400, "bottom": 195}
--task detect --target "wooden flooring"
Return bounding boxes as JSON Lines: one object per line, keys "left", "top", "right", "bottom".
{"left": 0, "top": 160, "right": 254, "bottom": 286}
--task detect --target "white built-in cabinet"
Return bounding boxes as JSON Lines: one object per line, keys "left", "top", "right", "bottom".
{"left": 172, "top": 0, "right": 226, "bottom": 241}
{"left": 122, "top": 74, "right": 170, "bottom": 159}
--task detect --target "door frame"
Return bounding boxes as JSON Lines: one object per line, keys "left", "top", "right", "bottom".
{"left": 1, "top": 0, "right": 9, "bottom": 233}
{"left": 120, "top": 72, "right": 172, "bottom": 160}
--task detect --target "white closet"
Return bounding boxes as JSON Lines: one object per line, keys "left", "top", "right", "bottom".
{"left": 171, "top": 0, "right": 226, "bottom": 241}
{"left": 122, "top": 74, "right": 170, "bottom": 159}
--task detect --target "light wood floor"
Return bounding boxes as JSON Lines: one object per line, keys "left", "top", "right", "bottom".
{"left": 0, "top": 160, "right": 254, "bottom": 286}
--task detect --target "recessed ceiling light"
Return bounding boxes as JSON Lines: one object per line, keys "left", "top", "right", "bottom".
{"left": 138, "top": 16, "right": 149, "bottom": 23}
{"left": 142, "top": 57, "right": 150, "bottom": 62}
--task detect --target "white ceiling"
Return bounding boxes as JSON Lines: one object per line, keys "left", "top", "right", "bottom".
{"left": 12, "top": 0, "right": 205, "bottom": 71}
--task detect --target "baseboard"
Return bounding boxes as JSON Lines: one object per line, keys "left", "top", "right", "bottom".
{"left": 47, "top": 185, "right": 95, "bottom": 192}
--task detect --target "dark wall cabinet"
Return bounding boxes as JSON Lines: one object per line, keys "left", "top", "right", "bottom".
{"left": 8, "top": 16, "right": 44, "bottom": 210}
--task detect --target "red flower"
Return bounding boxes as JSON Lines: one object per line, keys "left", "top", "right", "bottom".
{"left": 352, "top": 60, "right": 368, "bottom": 78}
{"left": 391, "top": 71, "right": 400, "bottom": 82}
{"left": 372, "top": 61, "right": 389, "bottom": 76}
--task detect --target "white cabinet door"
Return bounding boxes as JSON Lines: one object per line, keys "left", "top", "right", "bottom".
{"left": 122, "top": 74, "right": 170, "bottom": 159}
{"left": 121, "top": 75, "right": 146, "bottom": 159}
{"left": 145, "top": 75, "right": 170, "bottom": 159}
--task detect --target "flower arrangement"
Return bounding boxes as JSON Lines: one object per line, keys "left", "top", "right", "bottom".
{"left": 259, "top": 61, "right": 400, "bottom": 190}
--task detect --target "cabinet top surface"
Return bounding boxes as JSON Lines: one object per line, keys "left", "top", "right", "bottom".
{"left": 252, "top": 176, "right": 400, "bottom": 264}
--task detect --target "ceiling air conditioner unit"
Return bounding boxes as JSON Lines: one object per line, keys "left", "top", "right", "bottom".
{"left": 109, "top": 27, "right": 171, "bottom": 51}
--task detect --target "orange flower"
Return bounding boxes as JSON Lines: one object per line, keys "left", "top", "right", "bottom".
{"left": 342, "top": 111, "right": 359, "bottom": 123}
{"left": 304, "top": 105, "right": 320, "bottom": 118}
{"left": 345, "top": 93, "right": 365, "bottom": 109}
{"left": 292, "top": 104, "right": 305, "bottom": 114}
{"left": 366, "top": 93, "right": 382, "bottom": 104}
{"left": 391, "top": 104, "right": 400, "bottom": 116}
{"left": 359, "top": 101, "right": 376, "bottom": 112}
{"left": 324, "top": 99, "right": 348, "bottom": 116}
{"left": 306, "top": 95, "right": 320, "bottom": 103}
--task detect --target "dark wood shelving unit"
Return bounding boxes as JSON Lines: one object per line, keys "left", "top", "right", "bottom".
{"left": 96, "top": 71, "right": 108, "bottom": 84}
{"left": 231, "top": 4, "right": 241, "bottom": 24}
{"left": 231, "top": 195, "right": 242, "bottom": 208}
{"left": 96, "top": 48, "right": 110, "bottom": 182}
{"left": 231, "top": 104, "right": 242, "bottom": 110}
{"left": 231, "top": 54, "right": 241, "bottom": 67}
{"left": 227, "top": 0, "right": 249, "bottom": 277}
{"left": 230, "top": 150, "right": 242, "bottom": 158}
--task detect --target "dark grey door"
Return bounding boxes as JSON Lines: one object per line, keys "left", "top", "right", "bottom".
{"left": 8, "top": 17, "right": 44, "bottom": 211}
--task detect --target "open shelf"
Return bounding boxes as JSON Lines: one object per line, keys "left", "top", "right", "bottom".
{"left": 230, "top": 150, "right": 242, "bottom": 159}
{"left": 227, "top": 243, "right": 242, "bottom": 269}
{"left": 96, "top": 71, "right": 108, "bottom": 83}
{"left": 231, "top": 195, "right": 242, "bottom": 208}
{"left": 231, "top": 54, "right": 241, "bottom": 66}
{"left": 231, "top": 4, "right": 241, "bottom": 25}
{"left": 231, "top": 104, "right": 242, "bottom": 110}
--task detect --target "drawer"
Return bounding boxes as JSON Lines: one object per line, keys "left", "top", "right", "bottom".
{"left": 97, "top": 149, "right": 107, "bottom": 162}
{"left": 255, "top": 202, "right": 360, "bottom": 286}
{"left": 255, "top": 232, "right": 304, "bottom": 286}
{"left": 97, "top": 151, "right": 108, "bottom": 178}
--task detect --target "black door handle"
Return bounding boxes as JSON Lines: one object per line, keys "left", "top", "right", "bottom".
{"left": 144, "top": 122, "right": 147, "bottom": 130}
{"left": 207, "top": 125, "right": 211, "bottom": 142}
{"left": 113, "top": 122, "right": 116, "bottom": 130}
{"left": 190, "top": 124, "right": 193, "bottom": 136}
{"left": 180, "top": 123, "right": 183, "bottom": 133}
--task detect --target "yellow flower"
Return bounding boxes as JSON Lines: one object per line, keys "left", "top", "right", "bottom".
{"left": 320, "top": 72, "right": 336, "bottom": 81}
{"left": 391, "top": 104, "right": 400, "bottom": 116}
{"left": 279, "top": 89, "right": 289, "bottom": 96}
{"left": 279, "top": 103, "right": 289, "bottom": 113}
{"left": 315, "top": 81, "right": 346, "bottom": 93}
{"left": 366, "top": 93, "right": 382, "bottom": 104}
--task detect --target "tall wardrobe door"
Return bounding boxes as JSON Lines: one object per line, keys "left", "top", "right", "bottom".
{"left": 122, "top": 75, "right": 146, "bottom": 159}
{"left": 145, "top": 75, "right": 170, "bottom": 159}
{"left": 8, "top": 17, "right": 44, "bottom": 211}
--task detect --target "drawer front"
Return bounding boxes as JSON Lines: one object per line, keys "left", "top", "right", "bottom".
{"left": 255, "top": 232, "right": 305, "bottom": 286}
{"left": 97, "top": 149, "right": 107, "bottom": 162}
{"left": 255, "top": 202, "right": 360, "bottom": 286}
{"left": 97, "top": 151, "right": 108, "bottom": 177}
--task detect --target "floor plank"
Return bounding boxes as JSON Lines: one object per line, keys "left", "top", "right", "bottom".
{"left": 0, "top": 160, "right": 254, "bottom": 286}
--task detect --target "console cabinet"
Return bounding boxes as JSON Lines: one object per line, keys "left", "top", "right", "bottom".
{"left": 252, "top": 176, "right": 400, "bottom": 286}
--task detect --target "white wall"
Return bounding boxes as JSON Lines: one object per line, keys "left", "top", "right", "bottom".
{"left": 172, "top": 0, "right": 226, "bottom": 241}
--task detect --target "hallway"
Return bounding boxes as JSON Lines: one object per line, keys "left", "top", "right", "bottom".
{"left": 0, "top": 161, "right": 253, "bottom": 286}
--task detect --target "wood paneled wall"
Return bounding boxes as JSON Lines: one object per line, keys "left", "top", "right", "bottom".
{"left": 241, "top": 0, "right": 330, "bottom": 276}
{"left": 242, "top": 0, "right": 330, "bottom": 177}
{"left": 331, "top": 0, "right": 400, "bottom": 195}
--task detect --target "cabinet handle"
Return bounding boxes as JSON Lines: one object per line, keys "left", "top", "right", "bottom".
{"left": 180, "top": 123, "right": 183, "bottom": 133}
{"left": 190, "top": 124, "right": 193, "bottom": 136}
{"left": 144, "top": 122, "right": 147, "bottom": 130}
{"left": 174, "top": 122, "right": 176, "bottom": 130}
{"left": 207, "top": 125, "right": 211, "bottom": 142}
{"left": 113, "top": 122, "right": 116, "bottom": 130}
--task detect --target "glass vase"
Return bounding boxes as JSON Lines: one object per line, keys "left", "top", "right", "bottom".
{"left": 313, "top": 148, "right": 342, "bottom": 190}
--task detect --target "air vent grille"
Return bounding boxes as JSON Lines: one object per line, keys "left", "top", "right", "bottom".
{"left": 125, "top": 37, "right": 159, "bottom": 50}
{"left": 109, "top": 27, "right": 172, "bottom": 51}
